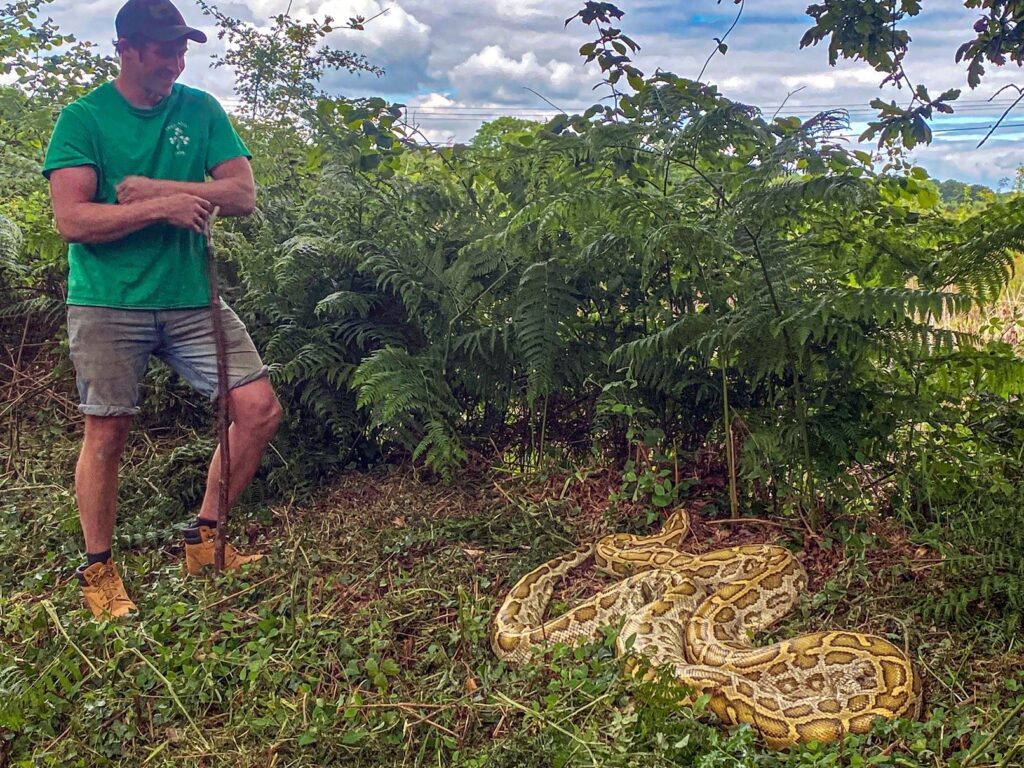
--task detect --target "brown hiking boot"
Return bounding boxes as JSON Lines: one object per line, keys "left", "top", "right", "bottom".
{"left": 77, "top": 559, "right": 137, "bottom": 619}
{"left": 183, "top": 526, "right": 263, "bottom": 576}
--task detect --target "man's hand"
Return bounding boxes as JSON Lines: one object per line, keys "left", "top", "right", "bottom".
{"left": 161, "top": 193, "right": 214, "bottom": 234}
{"left": 116, "top": 175, "right": 168, "bottom": 205}
{"left": 113, "top": 159, "right": 255, "bottom": 218}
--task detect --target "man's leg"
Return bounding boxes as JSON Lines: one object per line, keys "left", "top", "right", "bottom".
{"left": 75, "top": 414, "right": 138, "bottom": 618}
{"left": 196, "top": 377, "right": 282, "bottom": 520}
{"left": 182, "top": 377, "right": 281, "bottom": 574}
{"left": 67, "top": 305, "right": 153, "bottom": 617}
{"left": 157, "top": 301, "right": 280, "bottom": 573}
{"left": 76, "top": 414, "right": 132, "bottom": 554}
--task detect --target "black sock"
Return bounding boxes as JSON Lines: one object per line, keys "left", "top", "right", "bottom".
{"left": 193, "top": 517, "right": 217, "bottom": 530}
{"left": 86, "top": 549, "right": 112, "bottom": 567}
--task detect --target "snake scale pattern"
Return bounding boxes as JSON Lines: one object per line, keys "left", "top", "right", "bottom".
{"left": 491, "top": 510, "right": 921, "bottom": 748}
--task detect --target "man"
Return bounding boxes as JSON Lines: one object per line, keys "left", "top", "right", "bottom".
{"left": 43, "top": 0, "right": 282, "bottom": 618}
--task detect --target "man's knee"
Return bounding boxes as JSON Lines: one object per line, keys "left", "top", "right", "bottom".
{"left": 256, "top": 395, "right": 283, "bottom": 435}
{"left": 230, "top": 379, "right": 282, "bottom": 437}
{"left": 82, "top": 415, "right": 131, "bottom": 461}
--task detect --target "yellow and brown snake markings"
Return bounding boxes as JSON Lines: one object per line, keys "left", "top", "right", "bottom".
{"left": 490, "top": 510, "right": 921, "bottom": 748}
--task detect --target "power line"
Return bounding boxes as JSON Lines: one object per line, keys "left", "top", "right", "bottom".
{"left": 220, "top": 95, "right": 1024, "bottom": 138}
{"left": 400, "top": 112, "right": 1024, "bottom": 133}
{"left": 400, "top": 109, "right": 1024, "bottom": 123}
{"left": 931, "top": 121, "right": 1024, "bottom": 135}
{"left": 221, "top": 96, "right": 1024, "bottom": 115}
{"left": 398, "top": 100, "right": 1021, "bottom": 114}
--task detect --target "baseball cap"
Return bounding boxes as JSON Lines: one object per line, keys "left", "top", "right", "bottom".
{"left": 115, "top": 0, "right": 208, "bottom": 44}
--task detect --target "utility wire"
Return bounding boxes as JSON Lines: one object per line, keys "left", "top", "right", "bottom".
{"left": 401, "top": 113, "right": 1024, "bottom": 138}
{"left": 221, "top": 97, "right": 1024, "bottom": 114}
{"left": 387, "top": 99, "right": 1024, "bottom": 112}
{"left": 219, "top": 95, "right": 1024, "bottom": 139}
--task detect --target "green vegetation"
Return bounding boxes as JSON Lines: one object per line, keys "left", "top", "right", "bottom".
{"left": 3, "top": 1, "right": 1024, "bottom": 765}
{"left": 3, "top": 460, "right": 1024, "bottom": 767}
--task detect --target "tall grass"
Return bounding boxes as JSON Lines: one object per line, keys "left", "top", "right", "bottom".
{"left": 946, "top": 253, "right": 1024, "bottom": 350}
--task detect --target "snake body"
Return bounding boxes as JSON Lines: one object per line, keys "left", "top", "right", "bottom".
{"left": 491, "top": 510, "right": 921, "bottom": 748}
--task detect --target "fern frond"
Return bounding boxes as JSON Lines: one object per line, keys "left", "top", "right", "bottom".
{"left": 738, "top": 174, "right": 871, "bottom": 218}
{"left": 939, "top": 197, "right": 1023, "bottom": 298}
{"left": 356, "top": 240, "right": 438, "bottom": 316}
{"left": 0, "top": 213, "right": 23, "bottom": 267}
{"left": 609, "top": 312, "right": 716, "bottom": 370}
{"left": 0, "top": 294, "right": 64, "bottom": 325}
{"left": 353, "top": 347, "right": 466, "bottom": 477}
{"left": 514, "top": 259, "right": 578, "bottom": 404}
{"left": 451, "top": 324, "right": 511, "bottom": 361}
{"left": 314, "top": 290, "right": 381, "bottom": 318}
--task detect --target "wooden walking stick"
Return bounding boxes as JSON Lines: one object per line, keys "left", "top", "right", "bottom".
{"left": 204, "top": 207, "right": 230, "bottom": 572}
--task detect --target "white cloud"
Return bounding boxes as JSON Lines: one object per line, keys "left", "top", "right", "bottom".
{"left": 289, "top": 1, "right": 432, "bottom": 58}
{"left": 910, "top": 138, "right": 1024, "bottom": 186}
{"left": 781, "top": 74, "right": 838, "bottom": 92}
{"left": 490, "top": 0, "right": 548, "bottom": 20}
{"left": 447, "top": 45, "right": 590, "bottom": 103}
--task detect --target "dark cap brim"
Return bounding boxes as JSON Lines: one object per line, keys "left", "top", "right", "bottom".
{"left": 145, "top": 24, "right": 207, "bottom": 43}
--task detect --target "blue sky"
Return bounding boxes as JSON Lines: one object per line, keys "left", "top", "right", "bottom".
{"left": 41, "top": 0, "right": 1024, "bottom": 187}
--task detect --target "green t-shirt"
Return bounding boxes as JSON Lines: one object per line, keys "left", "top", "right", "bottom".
{"left": 42, "top": 82, "right": 250, "bottom": 309}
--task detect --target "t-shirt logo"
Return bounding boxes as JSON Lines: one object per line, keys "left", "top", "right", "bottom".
{"left": 167, "top": 121, "right": 191, "bottom": 156}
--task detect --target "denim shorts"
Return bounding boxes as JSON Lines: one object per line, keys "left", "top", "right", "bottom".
{"left": 67, "top": 301, "right": 269, "bottom": 417}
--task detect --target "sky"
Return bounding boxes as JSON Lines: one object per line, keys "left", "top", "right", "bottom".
{"left": 40, "top": 0, "right": 1024, "bottom": 187}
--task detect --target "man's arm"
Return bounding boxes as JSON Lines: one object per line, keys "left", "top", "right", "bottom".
{"left": 115, "top": 156, "right": 256, "bottom": 217}
{"left": 50, "top": 165, "right": 214, "bottom": 244}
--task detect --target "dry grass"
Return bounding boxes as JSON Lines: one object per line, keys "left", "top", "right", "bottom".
{"left": 942, "top": 253, "right": 1024, "bottom": 350}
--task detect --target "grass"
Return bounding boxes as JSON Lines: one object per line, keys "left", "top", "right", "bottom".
{"left": 2, "top": 425, "right": 1024, "bottom": 768}
{"left": 942, "top": 253, "right": 1024, "bottom": 351}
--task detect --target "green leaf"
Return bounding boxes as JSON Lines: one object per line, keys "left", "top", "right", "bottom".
{"left": 340, "top": 729, "right": 366, "bottom": 745}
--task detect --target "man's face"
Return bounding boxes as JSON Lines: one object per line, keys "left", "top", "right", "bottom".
{"left": 130, "top": 38, "right": 187, "bottom": 97}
